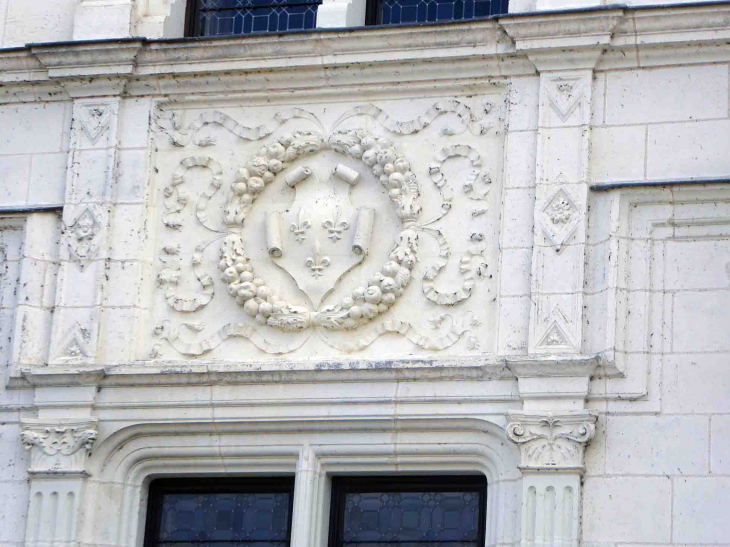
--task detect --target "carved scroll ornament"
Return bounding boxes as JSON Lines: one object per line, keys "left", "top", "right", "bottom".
{"left": 153, "top": 100, "right": 499, "bottom": 356}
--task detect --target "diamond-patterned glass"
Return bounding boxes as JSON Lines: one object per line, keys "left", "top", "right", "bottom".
{"left": 330, "top": 477, "right": 487, "bottom": 547}
{"left": 374, "top": 0, "right": 508, "bottom": 25}
{"left": 193, "top": 0, "right": 320, "bottom": 36}
{"left": 342, "top": 492, "right": 480, "bottom": 546}
{"left": 145, "top": 480, "right": 294, "bottom": 547}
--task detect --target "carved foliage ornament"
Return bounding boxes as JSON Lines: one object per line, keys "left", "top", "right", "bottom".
{"left": 153, "top": 100, "right": 499, "bottom": 355}
{"left": 506, "top": 412, "right": 596, "bottom": 470}
{"left": 20, "top": 420, "right": 98, "bottom": 474}
{"left": 219, "top": 128, "right": 421, "bottom": 333}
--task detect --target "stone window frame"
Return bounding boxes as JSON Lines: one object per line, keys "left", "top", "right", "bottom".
{"left": 81, "top": 418, "right": 520, "bottom": 547}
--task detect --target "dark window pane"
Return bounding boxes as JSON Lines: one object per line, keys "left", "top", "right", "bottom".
{"left": 190, "top": 0, "right": 320, "bottom": 36}
{"left": 372, "top": 0, "right": 507, "bottom": 25}
{"left": 329, "top": 476, "right": 487, "bottom": 547}
{"left": 145, "top": 478, "right": 294, "bottom": 547}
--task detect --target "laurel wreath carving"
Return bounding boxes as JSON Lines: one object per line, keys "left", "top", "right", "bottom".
{"left": 218, "top": 128, "right": 423, "bottom": 332}
{"left": 152, "top": 100, "right": 500, "bottom": 355}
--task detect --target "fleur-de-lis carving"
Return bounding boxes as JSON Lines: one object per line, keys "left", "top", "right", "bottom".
{"left": 305, "top": 240, "right": 331, "bottom": 278}
{"left": 322, "top": 206, "right": 350, "bottom": 242}
{"left": 289, "top": 207, "right": 311, "bottom": 243}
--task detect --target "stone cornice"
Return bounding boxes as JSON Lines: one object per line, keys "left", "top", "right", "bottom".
{"left": 0, "top": 4, "right": 727, "bottom": 97}
{"left": 500, "top": 8, "right": 624, "bottom": 52}
{"left": 6, "top": 353, "right": 610, "bottom": 389}
{"left": 30, "top": 39, "right": 144, "bottom": 78}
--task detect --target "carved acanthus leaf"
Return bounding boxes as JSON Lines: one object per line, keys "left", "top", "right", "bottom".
{"left": 20, "top": 420, "right": 99, "bottom": 474}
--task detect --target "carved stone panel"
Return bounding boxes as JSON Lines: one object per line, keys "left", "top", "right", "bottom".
{"left": 146, "top": 91, "right": 507, "bottom": 363}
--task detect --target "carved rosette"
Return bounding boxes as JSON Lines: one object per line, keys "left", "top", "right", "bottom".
{"left": 506, "top": 411, "right": 596, "bottom": 471}
{"left": 20, "top": 419, "right": 98, "bottom": 474}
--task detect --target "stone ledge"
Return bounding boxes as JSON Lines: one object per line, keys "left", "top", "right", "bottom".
{"left": 0, "top": 4, "right": 728, "bottom": 89}
{"left": 6, "top": 352, "right": 612, "bottom": 389}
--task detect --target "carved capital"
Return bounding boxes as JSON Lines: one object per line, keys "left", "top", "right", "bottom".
{"left": 20, "top": 419, "right": 98, "bottom": 475}
{"left": 506, "top": 411, "right": 596, "bottom": 472}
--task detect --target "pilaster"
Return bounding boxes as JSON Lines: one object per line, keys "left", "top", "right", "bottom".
{"left": 20, "top": 418, "right": 98, "bottom": 547}
{"left": 506, "top": 411, "right": 596, "bottom": 547}
{"left": 503, "top": 12, "right": 620, "bottom": 356}
{"left": 48, "top": 82, "right": 124, "bottom": 366}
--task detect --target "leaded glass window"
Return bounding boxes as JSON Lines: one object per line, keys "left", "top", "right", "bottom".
{"left": 187, "top": 0, "right": 320, "bottom": 37}
{"left": 144, "top": 478, "right": 295, "bottom": 547}
{"left": 328, "top": 476, "right": 487, "bottom": 547}
{"left": 366, "top": 0, "right": 508, "bottom": 26}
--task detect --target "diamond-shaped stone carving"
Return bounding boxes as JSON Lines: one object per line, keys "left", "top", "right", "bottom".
{"left": 66, "top": 207, "right": 102, "bottom": 269}
{"left": 539, "top": 187, "right": 581, "bottom": 252}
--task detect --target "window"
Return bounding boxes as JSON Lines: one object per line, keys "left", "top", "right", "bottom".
{"left": 186, "top": 0, "right": 321, "bottom": 37}
{"left": 328, "top": 476, "right": 488, "bottom": 547}
{"left": 143, "top": 477, "right": 295, "bottom": 547}
{"left": 365, "top": 0, "right": 508, "bottom": 26}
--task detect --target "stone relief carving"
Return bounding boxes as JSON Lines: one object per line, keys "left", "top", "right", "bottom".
{"left": 538, "top": 179, "right": 581, "bottom": 253}
{"left": 78, "top": 102, "right": 114, "bottom": 144}
{"left": 506, "top": 412, "right": 596, "bottom": 470}
{"left": 54, "top": 321, "right": 92, "bottom": 362}
{"left": 65, "top": 207, "right": 102, "bottom": 269}
{"left": 290, "top": 208, "right": 311, "bottom": 243}
{"left": 545, "top": 77, "right": 586, "bottom": 123}
{"left": 305, "top": 240, "right": 331, "bottom": 279}
{"left": 20, "top": 419, "right": 98, "bottom": 474}
{"left": 322, "top": 205, "right": 350, "bottom": 242}
{"left": 151, "top": 96, "right": 504, "bottom": 357}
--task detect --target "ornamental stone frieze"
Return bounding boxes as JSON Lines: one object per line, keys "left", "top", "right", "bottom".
{"left": 20, "top": 419, "right": 98, "bottom": 474}
{"left": 148, "top": 92, "right": 506, "bottom": 362}
{"left": 506, "top": 411, "right": 597, "bottom": 471}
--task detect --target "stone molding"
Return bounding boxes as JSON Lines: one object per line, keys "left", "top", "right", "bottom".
{"left": 0, "top": 5, "right": 728, "bottom": 92}
{"left": 12, "top": 353, "right": 610, "bottom": 389}
{"left": 500, "top": 9, "right": 624, "bottom": 51}
{"left": 83, "top": 417, "right": 519, "bottom": 547}
{"left": 20, "top": 419, "right": 98, "bottom": 474}
{"left": 506, "top": 411, "right": 596, "bottom": 471}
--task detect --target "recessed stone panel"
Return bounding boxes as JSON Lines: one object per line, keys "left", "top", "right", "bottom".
{"left": 145, "top": 90, "right": 507, "bottom": 364}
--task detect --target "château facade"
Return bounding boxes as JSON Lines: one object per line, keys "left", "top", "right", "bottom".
{"left": 1, "top": 1, "right": 729, "bottom": 547}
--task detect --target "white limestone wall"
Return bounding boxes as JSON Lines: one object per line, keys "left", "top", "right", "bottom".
{"left": 0, "top": 8, "right": 729, "bottom": 547}
{"left": 0, "top": 220, "right": 30, "bottom": 547}
{"left": 0, "top": 103, "right": 70, "bottom": 206}
{"left": 0, "top": 0, "right": 77, "bottom": 48}
{"left": 0, "top": 101, "right": 70, "bottom": 547}
{"left": 582, "top": 61, "right": 730, "bottom": 546}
